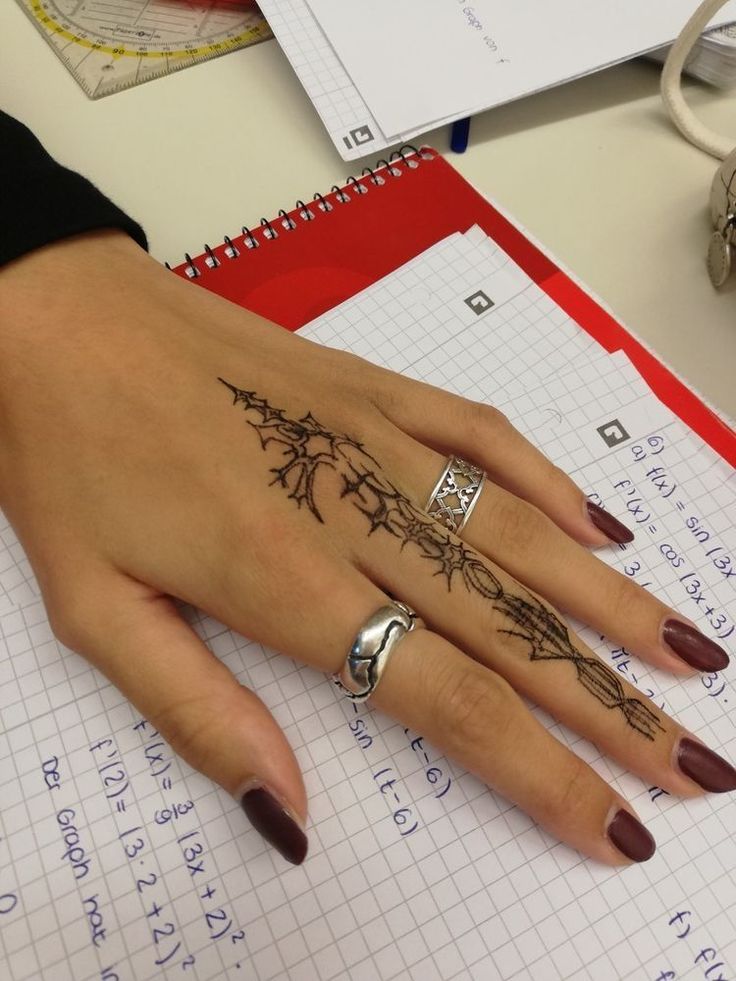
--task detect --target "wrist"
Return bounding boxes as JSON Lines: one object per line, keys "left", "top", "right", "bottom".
{"left": 0, "top": 230, "right": 155, "bottom": 349}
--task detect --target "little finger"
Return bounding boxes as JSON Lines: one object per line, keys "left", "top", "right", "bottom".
{"left": 372, "top": 628, "right": 656, "bottom": 866}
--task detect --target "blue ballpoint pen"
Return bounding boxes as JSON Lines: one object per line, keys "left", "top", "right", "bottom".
{"left": 450, "top": 117, "right": 471, "bottom": 153}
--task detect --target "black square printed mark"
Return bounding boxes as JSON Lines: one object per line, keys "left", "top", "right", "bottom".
{"left": 351, "top": 125, "right": 374, "bottom": 145}
{"left": 464, "top": 290, "right": 494, "bottom": 315}
{"left": 596, "top": 419, "right": 630, "bottom": 448}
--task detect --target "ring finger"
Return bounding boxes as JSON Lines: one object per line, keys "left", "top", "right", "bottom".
{"left": 377, "top": 429, "right": 729, "bottom": 677}
{"left": 374, "top": 628, "right": 657, "bottom": 866}
{"left": 171, "top": 513, "right": 658, "bottom": 866}
{"left": 341, "top": 443, "right": 736, "bottom": 799}
{"left": 203, "top": 535, "right": 661, "bottom": 867}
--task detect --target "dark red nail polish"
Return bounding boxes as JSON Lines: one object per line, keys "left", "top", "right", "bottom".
{"left": 241, "top": 787, "right": 308, "bottom": 865}
{"left": 677, "top": 738, "right": 736, "bottom": 793}
{"left": 607, "top": 809, "right": 656, "bottom": 862}
{"left": 586, "top": 502, "right": 634, "bottom": 544}
{"left": 663, "top": 620, "right": 729, "bottom": 672}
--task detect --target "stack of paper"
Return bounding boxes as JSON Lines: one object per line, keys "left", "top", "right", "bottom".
{"left": 651, "top": 23, "right": 736, "bottom": 87}
{"left": 259, "top": 0, "right": 736, "bottom": 159}
{"left": 2, "top": 219, "right": 735, "bottom": 980}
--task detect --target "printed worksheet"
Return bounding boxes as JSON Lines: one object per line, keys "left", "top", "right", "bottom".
{"left": 305, "top": 0, "right": 736, "bottom": 137}
{"left": 257, "top": 0, "right": 736, "bottom": 158}
{"left": 1, "top": 230, "right": 734, "bottom": 980}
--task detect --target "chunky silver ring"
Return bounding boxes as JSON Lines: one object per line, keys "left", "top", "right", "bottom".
{"left": 425, "top": 456, "right": 486, "bottom": 535}
{"left": 334, "top": 601, "right": 422, "bottom": 702}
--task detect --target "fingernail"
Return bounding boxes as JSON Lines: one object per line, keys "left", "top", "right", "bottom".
{"left": 676, "top": 737, "right": 736, "bottom": 793}
{"left": 606, "top": 809, "right": 656, "bottom": 862}
{"left": 240, "top": 786, "right": 308, "bottom": 865}
{"left": 662, "top": 619, "right": 729, "bottom": 672}
{"left": 586, "top": 502, "right": 634, "bottom": 544}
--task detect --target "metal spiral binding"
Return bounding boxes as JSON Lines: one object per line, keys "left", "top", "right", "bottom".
{"left": 278, "top": 209, "right": 297, "bottom": 230}
{"left": 346, "top": 175, "right": 368, "bottom": 195}
{"left": 361, "top": 165, "right": 382, "bottom": 186}
{"left": 173, "top": 145, "right": 429, "bottom": 276}
{"left": 330, "top": 184, "right": 350, "bottom": 204}
{"left": 223, "top": 235, "right": 239, "bottom": 258}
{"left": 294, "top": 199, "right": 314, "bottom": 221}
{"left": 260, "top": 217, "right": 278, "bottom": 240}
{"left": 313, "top": 192, "right": 332, "bottom": 213}
{"left": 241, "top": 225, "right": 259, "bottom": 250}
{"left": 391, "top": 145, "right": 422, "bottom": 167}
{"left": 183, "top": 253, "right": 199, "bottom": 279}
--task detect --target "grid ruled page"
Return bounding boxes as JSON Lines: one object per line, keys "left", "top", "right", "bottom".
{"left": 258, "top": 0, "right": 389, "bottom": 160}
{"left": 258, "top": 0, "right": 460, "bottom": 160}
{"left": 299, "top": 227, "right": 602, "bottom": 384}
{"left": 302, "top": 0, "right": 736, "bottom": 140}
{"left": 261, "top": 0, "right": 736, "bottom": 159}
{"left": 1, "top": 234, "right": 735, "bottom": 981}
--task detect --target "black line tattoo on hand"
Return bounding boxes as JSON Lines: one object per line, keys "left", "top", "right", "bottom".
{"left": 220, "top": 379, "right": 664, "bottom": 740}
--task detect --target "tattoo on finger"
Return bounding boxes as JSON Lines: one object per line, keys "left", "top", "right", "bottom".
{"left": 220, "top": 379, "right": 664, "bottom": 740}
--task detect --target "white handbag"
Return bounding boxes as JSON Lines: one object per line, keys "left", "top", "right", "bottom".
{"left": 662, "top": 0, "right": 736, "bottom": 286}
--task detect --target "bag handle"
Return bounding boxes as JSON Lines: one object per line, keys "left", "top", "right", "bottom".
{"left": 661, "top": 0, "right": 734, "bottom": 160}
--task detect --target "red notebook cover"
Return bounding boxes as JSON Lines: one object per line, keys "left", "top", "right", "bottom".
{"left": 172, "top": 147, "right": 736, "bottom": 468}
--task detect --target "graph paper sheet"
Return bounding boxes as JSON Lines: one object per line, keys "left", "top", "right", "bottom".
{"left": 303, "top": 0, "right": 736, "bottom": 139}
{"left": 258, "top": 0, "right": 438, "bottom": 159}
{"left": 259, "top": 0, "right": 736, "bottom": 160}
{"left": 1, "top": 229, "right": 735, "bottom": 981}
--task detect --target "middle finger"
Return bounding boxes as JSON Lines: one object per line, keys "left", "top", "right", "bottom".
{"left": 380, "top": 431, "right": 729, "bottom": 676}
{"left": 344, "top": 455, "right": 736, "bottom": 799}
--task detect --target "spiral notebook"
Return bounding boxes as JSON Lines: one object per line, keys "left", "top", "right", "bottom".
{"left": 171, "top": 147, "right": 735, "bottom": 467}
{"left": 1, "top": 149, "right": 735, "bottom": 981}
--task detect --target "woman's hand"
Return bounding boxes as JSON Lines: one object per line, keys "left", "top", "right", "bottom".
{"left": 0, "top": 230, "right": 732, "bottom": 867}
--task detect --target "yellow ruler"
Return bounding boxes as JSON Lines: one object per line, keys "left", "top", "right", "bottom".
{"left": 16, "top": 0, "right": 272, "bottom": 99}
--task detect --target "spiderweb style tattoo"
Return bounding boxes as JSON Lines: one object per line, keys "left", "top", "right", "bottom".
{"left": 220, "top": 379, "right": 664, "bottom": 740}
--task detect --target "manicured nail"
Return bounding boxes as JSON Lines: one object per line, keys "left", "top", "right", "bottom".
{"left": 677, "top": 737, "right": 736, "bottom": 793}
{"left": 586, "top": 502, "right": 634, "bottom": 544}
{"left": 240, "top": 786, "right": 308, "bottom": 865}
{"left": 606, "top": 809, "right": 656, "bottom": 862}
{"left": 662, "top": 619, "right": 729, "bottom": 672}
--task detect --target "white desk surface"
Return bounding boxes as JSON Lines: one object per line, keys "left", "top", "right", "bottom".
{"left": 2, "top": 4, "right": 734, "bottom": 417}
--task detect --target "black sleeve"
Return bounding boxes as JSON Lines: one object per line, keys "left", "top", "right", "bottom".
{"left": 0, "top": 111, "right": 148, "bottom": 267}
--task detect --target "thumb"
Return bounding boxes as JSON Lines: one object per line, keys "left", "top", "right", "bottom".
{"left": 65, "top": 575, "right": 308, "bottom": 865}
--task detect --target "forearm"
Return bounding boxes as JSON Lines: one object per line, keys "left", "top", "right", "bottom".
{"left": 0, "top": 110, "right": 148, "bottom": 267}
